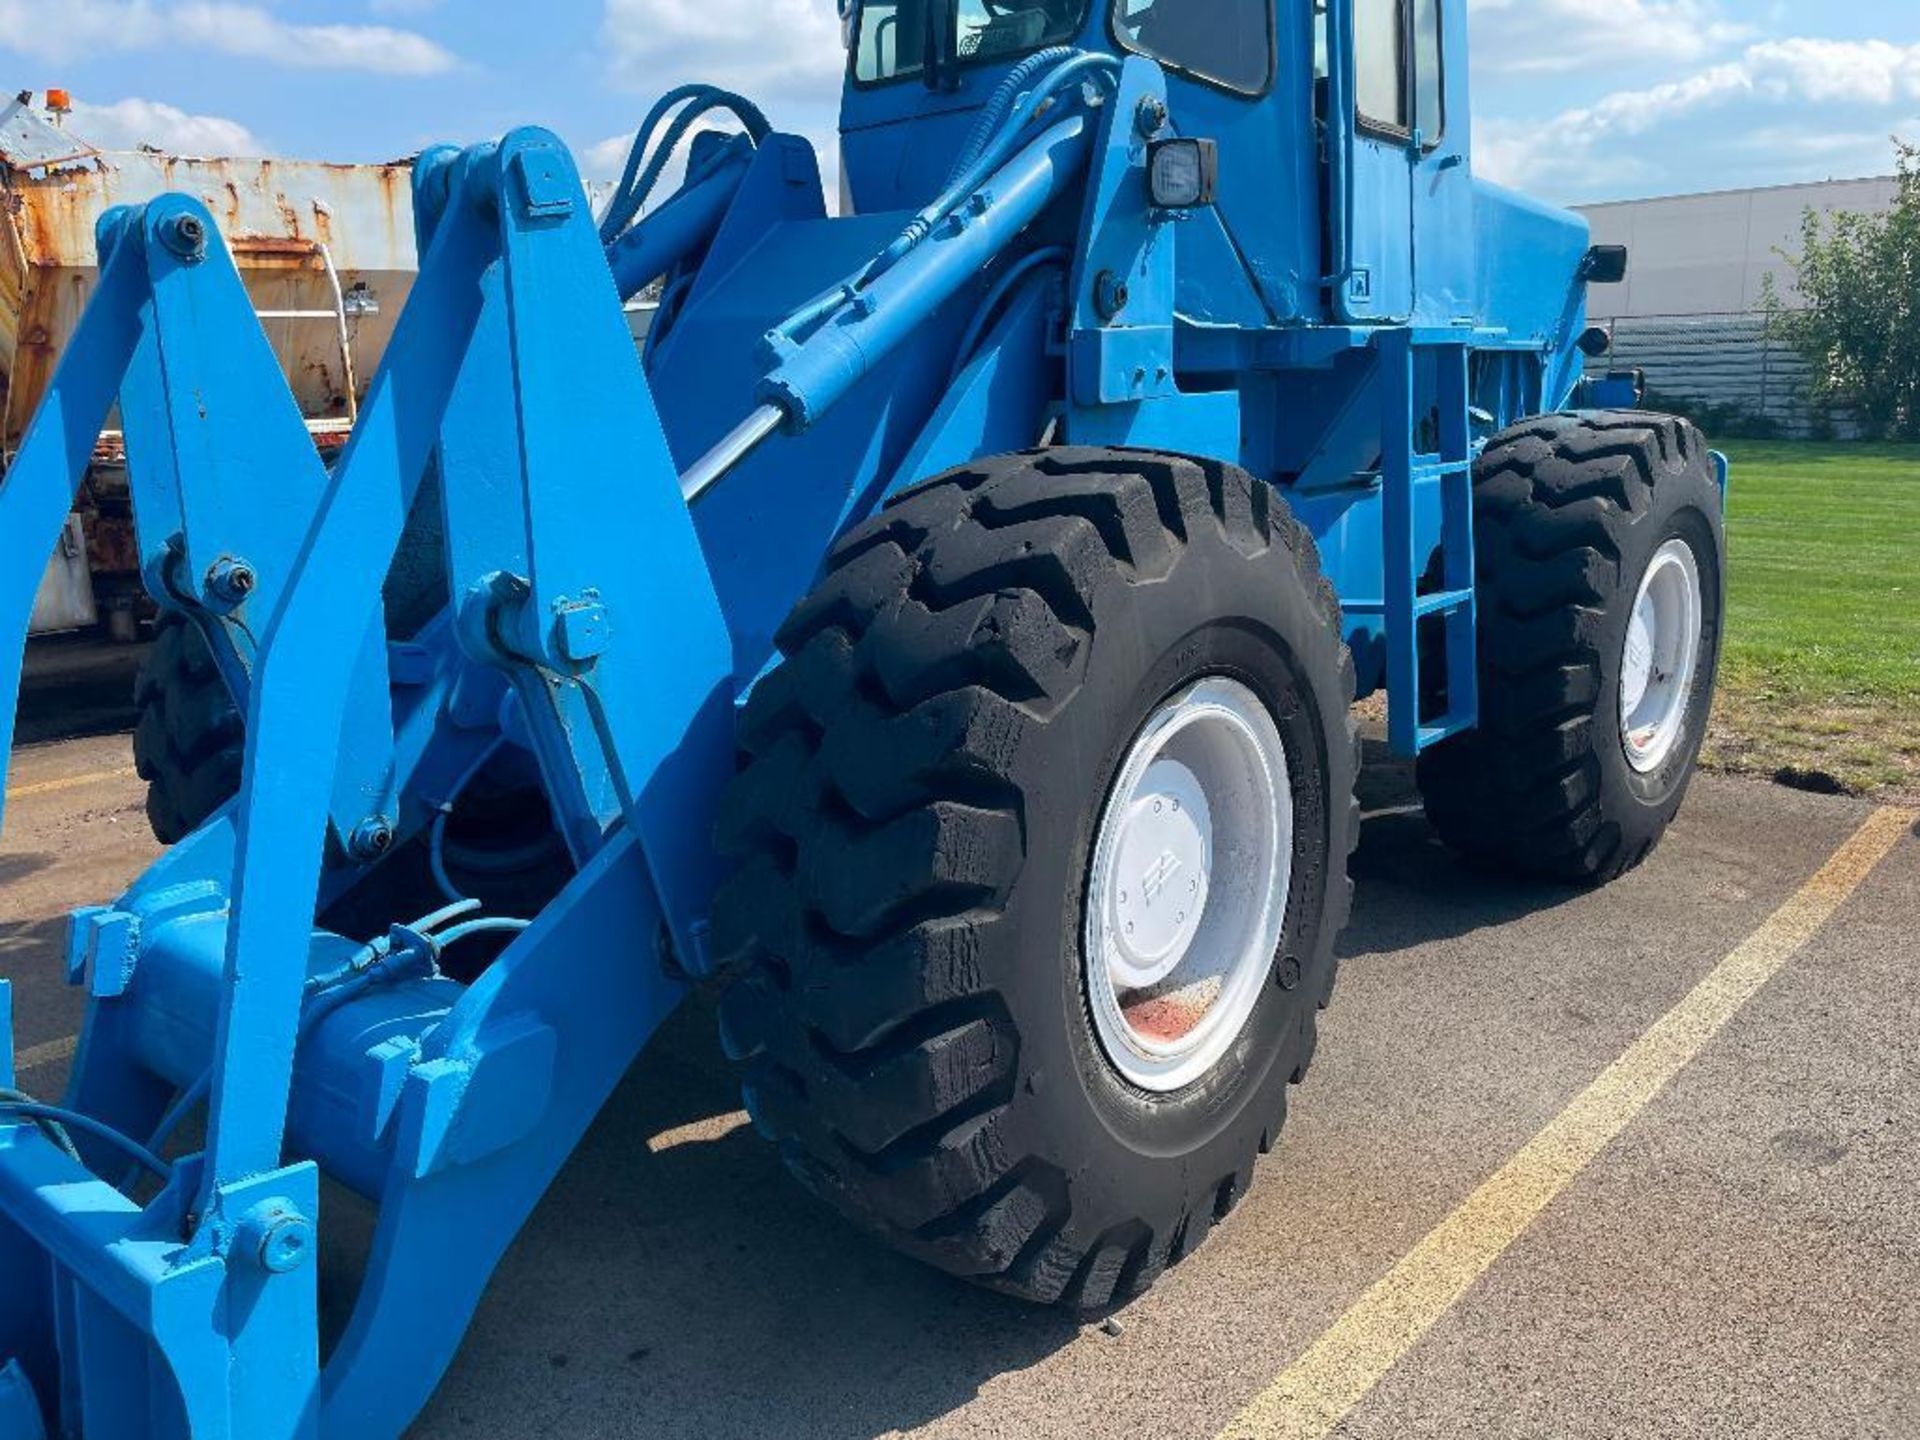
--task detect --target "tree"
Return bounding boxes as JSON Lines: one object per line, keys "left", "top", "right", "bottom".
{"left": 1764, "top": 141, "right": 1920, "bottom": 440}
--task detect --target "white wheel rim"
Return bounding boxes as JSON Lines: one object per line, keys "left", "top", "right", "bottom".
{"left": 1084, "top": 676, "right": 1292, "bottom": 1093}
{"left": 1619, "top": 537, "right": 1704, "bottom": 774}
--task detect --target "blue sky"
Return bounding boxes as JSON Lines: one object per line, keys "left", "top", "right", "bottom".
{"left": 0, "top": 0, "right": 1914, "bottom": 205}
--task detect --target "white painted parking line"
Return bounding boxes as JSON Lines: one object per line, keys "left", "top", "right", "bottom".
{"left": 4, "top": 766, "right": 138, "bottom": 803}
{"left": 1220, "top": 805, "right": 1917, "bottom": 1440}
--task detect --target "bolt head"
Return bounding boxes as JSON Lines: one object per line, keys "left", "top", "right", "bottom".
{"left": 204, "top": 556, "right": 257, "bottom": 607}
{"left": 257, "top": 1213, "right": 314, "bottom": 1273}
{"left": 555, "top": 599, "right": 612, "bottom": 664}
{"left": 350, "top": 817, "right": 395, "bottom": 861}
{"left": 162, "top": 211, "right": 208, "bottom": 261}
{"left": 1135, "top": 94, "right": 1169, "bottom": 138}
{"left": 235, "top": 1202, "right": 314, "bottom": 1275}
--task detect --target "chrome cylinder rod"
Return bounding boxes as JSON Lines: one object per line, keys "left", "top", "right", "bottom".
{"left": 680, "top": 402, "right": 785, "bottom": 504}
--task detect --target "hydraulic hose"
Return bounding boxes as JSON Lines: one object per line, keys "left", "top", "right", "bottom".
{"left": 763, "top": 112, "right": 1092, "bottom": 428}
{"left": 598, "top": 85, "right": 772, "bottom": 243}
{"left": 142, "top": 1071, "right": 211, "bottom": 1164}
{"left": 767, "top": 49, "right": 1115, "bottom": 351}
{"left": 949, "top": 245, "right": 1070, "bottom": 380}
{"left": 861, "top": 51, "right": 1117, "bottom": 287}
{"left": 0, "top": 1091, "right": 172, "bottom": 1182}
{"left": 945, "top": 45, "right": 1075, "bottom": 187}
{"left": 605, "top": 143, "right": 753, "bottom": 303}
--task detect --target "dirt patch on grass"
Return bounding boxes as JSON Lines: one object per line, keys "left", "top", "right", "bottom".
{"left": 1703, "top": 685, "right": 1920, "bottom": 803}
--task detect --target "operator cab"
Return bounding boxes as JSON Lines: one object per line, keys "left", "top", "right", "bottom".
{"left": 836, "top": 0, "right": 1473, "bottom": 330}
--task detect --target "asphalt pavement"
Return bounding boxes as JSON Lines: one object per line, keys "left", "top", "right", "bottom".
{"left": 2, "top": 730, "right": 1914, "bottom": 1440}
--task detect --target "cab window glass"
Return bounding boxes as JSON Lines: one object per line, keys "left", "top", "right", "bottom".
{"left": 1354, "top": 0, "right": 1406, "bottom": 129}
{"left": 1355, "top": 0, "right": 1445, "bottom": 141}
{"left": 1112, "top": 0, "right": 1274, "bottom": 96}
{"left": 856, "top": 0, "right": 1090, "bottom": 84}
{"left": 1412, "top": 0, "right": 1443, "bottom": 138}
{"left": 856, "top": 1, "right": 918, "bottom": 82}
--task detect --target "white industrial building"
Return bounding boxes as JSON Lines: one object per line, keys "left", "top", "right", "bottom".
{"left": 1578, "top": 176, "right": 1900, "bottom": 435}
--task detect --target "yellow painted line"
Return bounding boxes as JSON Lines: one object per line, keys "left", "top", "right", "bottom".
{"left": 4, "top": 766, "right": 138, "bottom": 803}
{"left": 648, "top": 1111, "right": 750, "bottom": 1154}
{"left": 1221, "top": 805, "right": 1917, "bottom": 1440}
{"left": 13, "top": 1034, "right": 78, "bottom": 1073}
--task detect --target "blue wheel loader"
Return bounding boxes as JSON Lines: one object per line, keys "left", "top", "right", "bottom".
{"left": 0, "top": 1, "right": 1727, "bottom": 1434}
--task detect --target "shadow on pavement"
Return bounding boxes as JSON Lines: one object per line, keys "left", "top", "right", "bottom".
{"left": 409, "top": 997, "right": 1079, "bottom": 1440}
{"left": 0, "top": 853, "right": 53, "bottom": 890}
{"left": 16, "top": 636, "right": 148, "bottom": 746}
{"left": 409, "top": 748, "right": 1597, "bottom": 1438}
{"left": 1344, "top": 739, "right": 1587, "bottom": 957}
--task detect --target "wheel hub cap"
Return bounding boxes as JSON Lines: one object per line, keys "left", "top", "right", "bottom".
{"left": 1620, "top": 537, "right": 1704, "bottom": 774}
{"left": 1104, "top": 758, "right": 1212, "bottom": 992}
{"left": 1085, "top": 677, "right": 1292, "bottom": 1093}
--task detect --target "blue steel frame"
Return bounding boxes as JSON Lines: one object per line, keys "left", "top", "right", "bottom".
{"left": 0, "top": 2, "right": 1627, "bottom": 1433}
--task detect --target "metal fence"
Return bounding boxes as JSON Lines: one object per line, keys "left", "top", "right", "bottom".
{"left": 1591, "top": 312, "right": 1856, "bottom": 439}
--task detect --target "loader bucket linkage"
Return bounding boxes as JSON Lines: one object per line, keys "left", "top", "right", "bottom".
{"left": 0, "top": 129, "right": 744, "bottom": 1440}
{"left": 0, "top": 49, "right": 1111, "bottom": 1429}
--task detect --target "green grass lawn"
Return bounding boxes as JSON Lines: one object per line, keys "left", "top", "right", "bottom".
{"left": 1707, "top": 440, "right": 1920, "bottom": 799}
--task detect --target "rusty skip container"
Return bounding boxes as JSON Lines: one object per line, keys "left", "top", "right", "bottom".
{"left": 1, "top": 90, "right": 419, "bottom": 449}
{"left": 2, "top": 90, "right": 420, "bottom": 632}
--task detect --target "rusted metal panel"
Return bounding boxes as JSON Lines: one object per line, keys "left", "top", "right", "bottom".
{"left": 29, "top": 515, "right": 97, "bottom": 634}
{"left": 0, "top": 93, "right": 420, "bottom": 454}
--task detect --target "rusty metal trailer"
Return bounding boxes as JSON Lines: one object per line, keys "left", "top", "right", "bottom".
{"left": 3, "top": 91, "right": 418, "bottom": 635}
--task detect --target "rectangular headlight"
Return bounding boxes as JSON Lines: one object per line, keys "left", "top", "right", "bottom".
{"left": 1147, "top": 138, "right": 1218, "bottom": 210}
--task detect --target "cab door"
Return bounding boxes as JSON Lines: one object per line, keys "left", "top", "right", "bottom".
{"left": 1334, "top": 0, "right": 1463, "bottom": 323}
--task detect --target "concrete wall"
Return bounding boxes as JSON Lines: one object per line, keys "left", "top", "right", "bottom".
{"left": 1576, "top": 177, "right": 1898, "bottom": 433}
{"left": 1579, "top": 176, "right": 1900, "bottom": 322}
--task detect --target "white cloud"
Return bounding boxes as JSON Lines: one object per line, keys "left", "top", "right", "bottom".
{"left": 591, "top": 0, "right": 847, "bottom": 211}
{"left": 584, "top": 117, "right": 845, "bottom": 217}
{"left": 1468, "top": 0, "right": 1753, "bottom": 77}
{"left": 0, "top": 0, "right": 458, "bottom": 75}
{"left": 585, "top": 132, "right": 643, "bottom": 179}
{"left": 69, "top": 96, "right": 265, "bottom": 156}
{"left": 600, "top": 0, "right": 844, "bottom": 105}
{"left": 1478, "top": 36, "right": 1920, "bottom": 199}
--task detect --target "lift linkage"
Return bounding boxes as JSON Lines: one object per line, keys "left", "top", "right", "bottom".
{"left": 0, "top": 128, "right": 735, "bottom": 1440}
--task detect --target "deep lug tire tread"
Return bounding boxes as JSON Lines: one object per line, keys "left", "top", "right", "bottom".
{"left": 1417, "top": 411, "right": 1725, "bottom": 883}
{"left": 132, "top": 612, "right": 245, "bottom": 845}
{"left": 714, "top": 447, "right": 1359, "bottom": 1310}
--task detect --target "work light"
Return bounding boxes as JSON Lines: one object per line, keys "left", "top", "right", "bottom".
{"left": 1147, "top": 138, "right": 1218, "bottom": 209}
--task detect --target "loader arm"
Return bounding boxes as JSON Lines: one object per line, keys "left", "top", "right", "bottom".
{"left": 0, "top": 41, "right": 1129, "bottom": 1430}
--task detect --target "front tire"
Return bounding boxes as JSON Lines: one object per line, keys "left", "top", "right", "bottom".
{"left": 1417, "top": 411, "right": 1725, "bottom": 882}
{"left": 133, "top": 612, "right": 245, "bottom": 845}
{"left": 712, "top": 448, "right": 1359, "bottom": 1309}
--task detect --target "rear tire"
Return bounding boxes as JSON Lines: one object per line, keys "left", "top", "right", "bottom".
{"left": 712, "top": 447, "right": 1359, "bottom": 1309}
{"left": 1417, "top": 411, "right": 1725, "bottom": 883}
